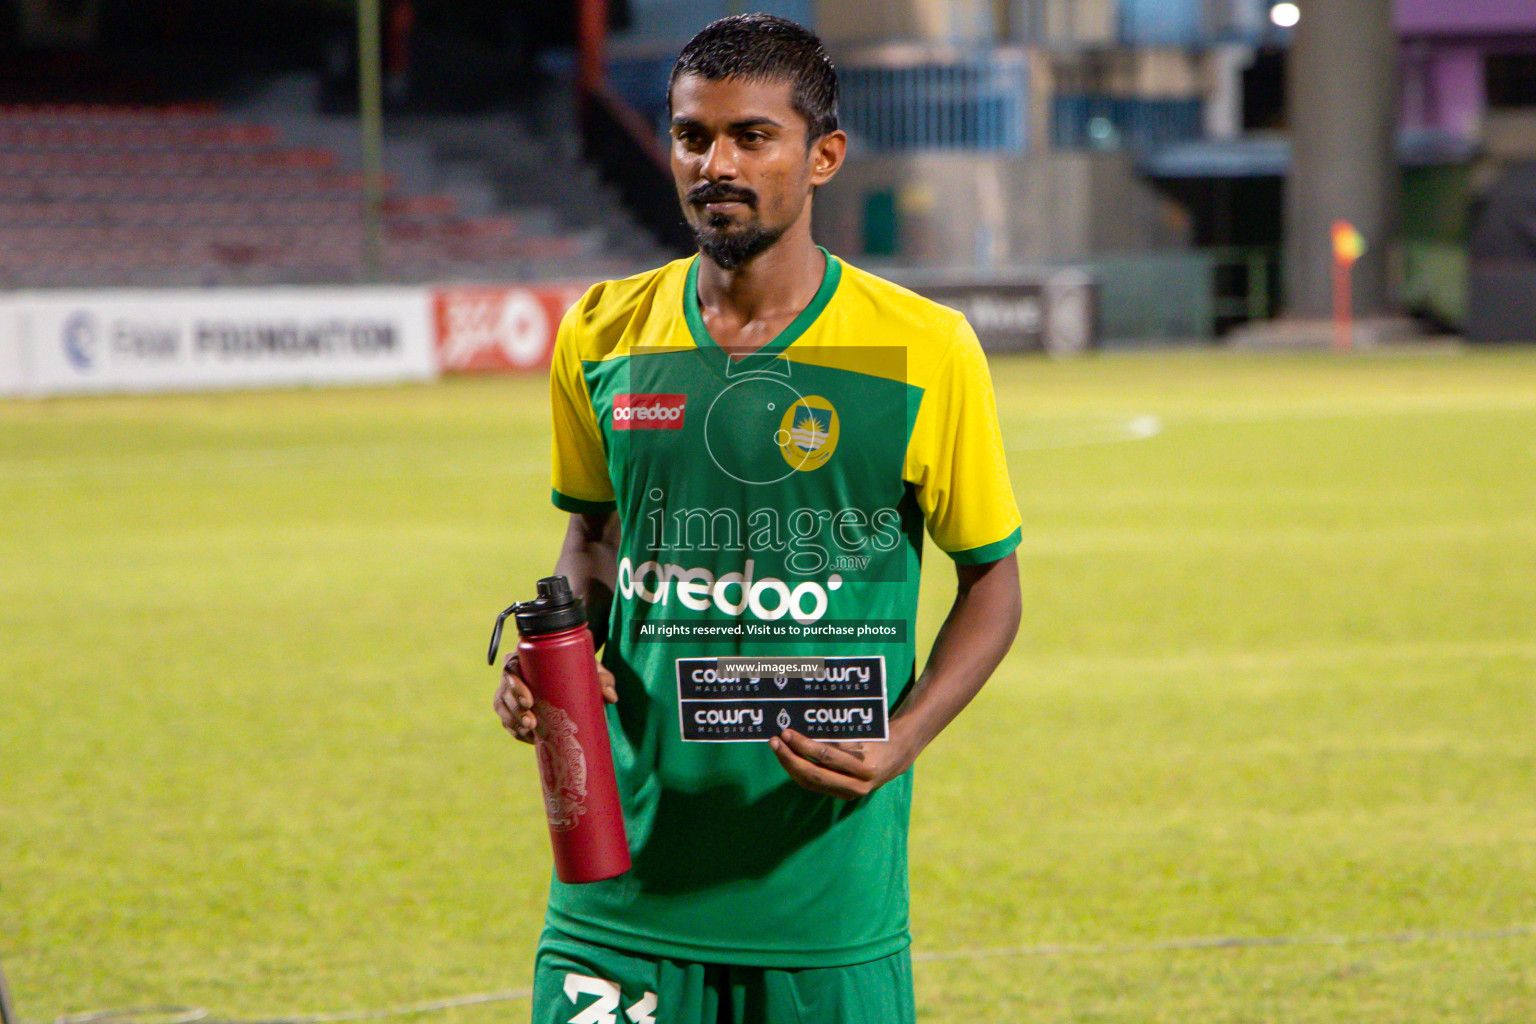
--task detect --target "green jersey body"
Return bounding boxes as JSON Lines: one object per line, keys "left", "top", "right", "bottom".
{"left": 546, "top": 252, "right": 1021, "bottom": 967}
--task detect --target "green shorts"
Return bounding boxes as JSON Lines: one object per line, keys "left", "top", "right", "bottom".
{"left": 531, "top": 926, "right": 915, "bottom": 1024}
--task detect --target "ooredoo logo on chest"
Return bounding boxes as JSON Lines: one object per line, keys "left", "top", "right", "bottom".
{"left": 613, "top": 394, "right": 687, "bottom": 430}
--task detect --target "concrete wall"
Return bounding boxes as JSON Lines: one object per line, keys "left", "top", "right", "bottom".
{"left": 815, "top": 151, "right": 1192, "bottom": 267}
{"left": 1285, "top": 0, "right": 1398, "bottom": 317}
{"left": 1484, "top": 109, "right": 1536, "bottom": 161}
{"left": 1062, "top": 48, "right": 1207, "bottom": 97}
{"left": 1037, "top": 0, "right": 1120, "bottom": 47}
{"left": 817, "top": 0, "right": 1002, "bottom": 45}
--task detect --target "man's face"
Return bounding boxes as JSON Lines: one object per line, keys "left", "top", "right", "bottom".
{"left": 668, "top": 73, "right": 838, "bottom": 270}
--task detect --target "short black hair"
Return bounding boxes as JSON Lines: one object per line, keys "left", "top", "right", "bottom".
{"left": 668, "top": 13, "right": 839, "bottom": 142}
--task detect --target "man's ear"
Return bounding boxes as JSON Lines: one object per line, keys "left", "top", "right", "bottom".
{"left": 809, "top": 129, "right": 847, "bottom": 187}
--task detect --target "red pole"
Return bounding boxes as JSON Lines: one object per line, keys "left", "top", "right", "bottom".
{"left": 1333, "top": 258, "right": 1352, "bottom": 352}
{"left": 386, "top": 0, "right": 415, "bottom": 78}
{"left": 577, "top": 0, "right": 608, "bottom": 94}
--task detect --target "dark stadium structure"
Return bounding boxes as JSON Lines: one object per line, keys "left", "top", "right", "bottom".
{"left": 0, "top": 1, "right": 628, "bottom": 108}
{"left": 0, "top": 0, "right": 669, "bottom": 288}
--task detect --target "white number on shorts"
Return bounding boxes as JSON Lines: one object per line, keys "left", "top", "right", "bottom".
{"left": 561, "top": 974, "right": 657, "bottom": 1024}
{"left": 624, "top": 991, "right": 657, "bottom": 1024}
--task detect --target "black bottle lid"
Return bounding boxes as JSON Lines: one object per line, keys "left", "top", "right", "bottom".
{"left": 513, "top": 576, "right": 588, "bottom": 636}
{"left": 486, "top": 576, "right": 589, "bottom": 665}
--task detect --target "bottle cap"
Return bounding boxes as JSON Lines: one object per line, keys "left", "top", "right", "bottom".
{"left": 513, "top": 575, "right": 588, "bottom": 636}
{"left": 486, "top": 576, "right": 589, "bottom": 664}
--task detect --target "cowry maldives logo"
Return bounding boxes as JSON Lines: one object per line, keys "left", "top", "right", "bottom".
{"left": 777, "top": 396, "right": 839, "bottom": 472}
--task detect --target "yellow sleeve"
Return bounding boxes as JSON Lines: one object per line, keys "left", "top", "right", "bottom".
{"left": 903, "top": 327, "right": 1021, "bottom": 564}
{"left": 549, "top": 304, "right": 616, "bottom": 514}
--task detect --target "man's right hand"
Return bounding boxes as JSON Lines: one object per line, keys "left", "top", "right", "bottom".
{"left": 493, "top": 653, "right": 619, "bottom": 744}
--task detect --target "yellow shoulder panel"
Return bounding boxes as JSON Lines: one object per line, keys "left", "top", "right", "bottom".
{"left": 561, "top": 257, "right": 695, "bottom": 364}
{"left": 785, "top": 258, "right": 967, "bottom": 387}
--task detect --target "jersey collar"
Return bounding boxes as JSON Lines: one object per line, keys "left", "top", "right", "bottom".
{"left": 683, "top": 247, "right": 842, "bottom": 375}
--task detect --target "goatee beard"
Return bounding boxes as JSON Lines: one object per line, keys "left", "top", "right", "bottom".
{"left": 694, "top": 221, "right": 785, "bottom": 271}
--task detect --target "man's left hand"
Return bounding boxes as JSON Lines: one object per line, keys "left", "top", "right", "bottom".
{"left": 768, "top": 727, "right": 915, "bottom": 801}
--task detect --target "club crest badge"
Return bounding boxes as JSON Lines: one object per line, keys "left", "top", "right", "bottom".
{"left": 776, "top": 395, "right": 839, "bottom": 472}
{"left": 532, "top": 701, "right": 588, "bottom": 831}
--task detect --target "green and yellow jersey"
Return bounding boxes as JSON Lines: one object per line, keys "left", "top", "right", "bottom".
{"left": 544, "top": 250, "right": 1020, "bottom": 967}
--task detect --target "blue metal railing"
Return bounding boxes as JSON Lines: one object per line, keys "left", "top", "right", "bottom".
{"left": 606, "top": 49, "right": 1032, "bottom": 155}
{"left": 839, "top": 56, "right": 1029, "bottom": 153}
{"left": 1052, "top": 94, "right": 1203, "bottom": 152}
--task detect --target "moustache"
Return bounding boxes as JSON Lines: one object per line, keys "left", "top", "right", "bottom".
{"left": 688, "top": 183, "right": 757, "bottom": 207}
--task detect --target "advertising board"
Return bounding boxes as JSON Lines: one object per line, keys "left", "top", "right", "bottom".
{"left": 434, "top": 284, "right": 589, "bottom": 372}
{"left": 904, "top": 269, "right": 1100, "bottom": 357}
{"left": 4, "top": 288, "right": 435, "bottom": 396}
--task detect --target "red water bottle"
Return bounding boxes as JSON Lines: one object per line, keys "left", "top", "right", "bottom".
{"left": 488, "top": 576, "right": 630, "bottom": 883}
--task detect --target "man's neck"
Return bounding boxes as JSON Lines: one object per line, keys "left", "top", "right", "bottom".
{"left": 694, "top": 223, "right": 826, "bottom": 357}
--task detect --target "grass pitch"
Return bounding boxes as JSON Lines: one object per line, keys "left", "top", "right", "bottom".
{"left": 3, "top": 349, "right": 1535, "bottom": 1023}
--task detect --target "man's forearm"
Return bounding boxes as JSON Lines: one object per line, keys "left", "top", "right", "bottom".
{"left": 890, "top": 554, "right": 1021, "bottom": 756}
{"left": 554, "top": 511, "right": 621, "bottom": 650}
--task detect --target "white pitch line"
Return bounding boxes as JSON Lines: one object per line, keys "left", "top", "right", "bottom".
{"left": 52, "top": 990, "right": 538, "bottom": 1024}
{"left": 1144, "top": 392, "right": 1536, "bottom": 424}
{"left": 1008, "top": 515, "right": 1536, "bottom": 559}
{"left": 1009, "top": 638, "right": 1536, "bottom": 681}
{"left": 47, "top": 925, "right": 1536, "bottom": 1024}
{"left": 1001, "top": 393, "right": 1536, "bottom": 432}
{"left": 910, "top": 921, "right": 1536, "bottom": 963}
{"left": 1007, "top": 415, "right": 1163, "bottom": 451}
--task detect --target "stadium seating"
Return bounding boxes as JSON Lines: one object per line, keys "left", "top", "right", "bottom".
{"left": 0, "top": 103, "right": 628, "bottom": 288}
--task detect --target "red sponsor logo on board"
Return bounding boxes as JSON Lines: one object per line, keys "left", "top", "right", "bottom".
{"left": 433, "top": 284, "right": 588, "bottom": 372}
{"left": 613, "top": 394, "right": 686, "bottom": 429}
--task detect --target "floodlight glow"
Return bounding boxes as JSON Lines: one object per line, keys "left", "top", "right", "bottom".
{"left": 1270, "top": 3, "right": 1300, "bottom": 28}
